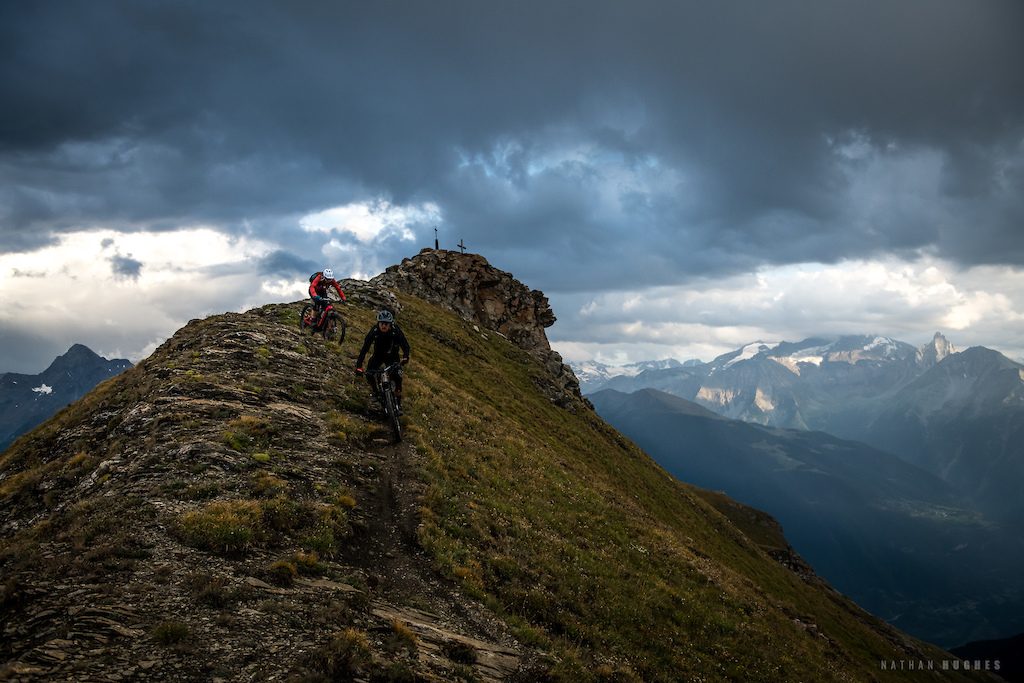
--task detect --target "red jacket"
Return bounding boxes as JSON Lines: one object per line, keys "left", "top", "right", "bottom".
{"left": 309, "top": 274, "right": 346, "bottom": 301}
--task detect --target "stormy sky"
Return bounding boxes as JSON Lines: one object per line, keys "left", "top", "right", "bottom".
{"left": 2, "top": 1, "right": 1023, "bottom": 373}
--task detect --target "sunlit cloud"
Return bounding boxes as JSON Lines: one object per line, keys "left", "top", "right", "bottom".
{"left": 549, "top": 257, "right": 1024, "bottom": 365}
{"left": 300, "top": 199, "right": 441, "bottom": 243}
{"left": 0, "top": 228, "right": 306, "bottom": 366}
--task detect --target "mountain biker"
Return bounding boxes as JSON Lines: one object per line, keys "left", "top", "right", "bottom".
{"left": 308, "top": 268, "right": 347, "bottom": 330}
{"left": 355, "top": 310, "right": 411, "bottom": 413}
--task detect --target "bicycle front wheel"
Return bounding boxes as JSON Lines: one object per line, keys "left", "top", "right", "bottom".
{"left": 323, "top": 311, "right": 346, "bottom": 344}
{"left": 382, "top": 387, "right": 402, "bottom": 442}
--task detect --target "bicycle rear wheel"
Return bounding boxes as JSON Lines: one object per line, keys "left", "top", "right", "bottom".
{"left": 300, "top": 305, "right": 315, "bottom": 333}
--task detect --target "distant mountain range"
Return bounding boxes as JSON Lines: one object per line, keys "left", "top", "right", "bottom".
{"left": 575, "top": 333, "right": 957, "bottom": 424}
{"left": 572, "top": 358, "right": 699, "bottom": 392}
{"left": 573, "top": 333, "right": 1024, "bottom": 523}
{"left": 590, "top": 387, "right": 1024, "bottom": 649}
{"left": 0, "top": 344, "right": 132, "bottom": 453}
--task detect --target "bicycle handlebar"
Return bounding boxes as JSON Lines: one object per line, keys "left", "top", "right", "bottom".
{"left": 365, "top": 360, "right": 404, "bottom": 376}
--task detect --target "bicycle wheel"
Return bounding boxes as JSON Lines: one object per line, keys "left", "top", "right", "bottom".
{"left": 323, "top": 311, "right": 346, "bottom": 344}
{"left": 300, "top": 305, "right": 315, "bottom": 333}
{"left": 382, "top": 386, "right": 402, "bottom": 441}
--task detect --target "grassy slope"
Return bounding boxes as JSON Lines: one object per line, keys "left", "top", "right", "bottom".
{"left": 0, "top": 291, "right": 983, "bottom": 681}
{"left": 391, "top": 292, "right": 973, "bottom": 682}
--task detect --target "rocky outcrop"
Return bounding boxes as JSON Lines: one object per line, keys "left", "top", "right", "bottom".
{"left": 336, "top": 278, "right": 403, "bottom": 317}
{"left": 915, "top": 331, "right": 958, "bottom": 368}
{"left": 373, "top": 249, "right": 589, "bottom": 411}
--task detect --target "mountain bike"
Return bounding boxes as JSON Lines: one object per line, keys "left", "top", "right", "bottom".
{"left": 366, "top": 360, "right": 405, "bottom": 442}
{"left": 300, "top": 298, "right": 346, "bottom": 343}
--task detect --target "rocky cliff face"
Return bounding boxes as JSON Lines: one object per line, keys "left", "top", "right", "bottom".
{"left": 373, "top": 249, "right": 588, "bottom": 410}
{"left": 915, "top": 332, "right": 958, "bottom": 368}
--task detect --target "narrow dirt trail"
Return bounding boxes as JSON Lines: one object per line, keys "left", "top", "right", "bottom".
{"left": 340, "top": 433, "right": 542, "bottom": 681}
{"left": 343, "top": 438, "right": 431, "bottom": 597}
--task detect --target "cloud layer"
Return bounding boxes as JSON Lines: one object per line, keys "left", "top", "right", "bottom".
{"left": 1, "top": 1, "right": 1023, "bottom": 371}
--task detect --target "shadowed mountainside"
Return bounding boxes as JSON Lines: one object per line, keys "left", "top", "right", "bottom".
{"left": 0, "top": 344, "right": 131, "bottom": 453}
{"left": 864, "top": 346, "right": 1024, "bottom": 522}
{"left": 590, "top": 335, "right": 1024, "bottom": 524}
{"left": 590, "top": 387, "right": 1024, "bottom": 650}
{"left": 0, "top": 253, "right": 1001, "bottom": 681}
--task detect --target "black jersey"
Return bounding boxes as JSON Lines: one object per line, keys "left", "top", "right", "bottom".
{"left": 356, "top": 323, "right": 410, "bottom": 367}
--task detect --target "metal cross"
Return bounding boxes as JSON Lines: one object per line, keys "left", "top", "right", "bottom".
{"left": 458, "top": 239, "right": 466, "bottom": 254}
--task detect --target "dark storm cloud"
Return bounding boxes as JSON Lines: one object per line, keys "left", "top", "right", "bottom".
{"left": 252, "top": 250, "right": 318, "bottom": 278}
{"left": 1, "top": 0, "right": 1022, "bottom": 288}
{"left": 0, "top": 327, "right": 68, "bottom": 377}
{"left": 108, "top": 253, "right": 143, "bottom": 281}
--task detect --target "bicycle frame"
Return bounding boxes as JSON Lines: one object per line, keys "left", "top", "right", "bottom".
{"left": 300, "top": 297, "right": 346, "bottom": 343}
{"left": 367, "top": 361, "right": 403, "bottom": 441}
{"left": 367, "top": 362, "right": 402, "bottom": 403}
{"left": 314, "top": 301, "right": 335, "bottom": 326}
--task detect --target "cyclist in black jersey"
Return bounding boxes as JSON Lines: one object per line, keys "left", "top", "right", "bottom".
{"left": 355, "top": 310, "right": 411, "bottom": 412}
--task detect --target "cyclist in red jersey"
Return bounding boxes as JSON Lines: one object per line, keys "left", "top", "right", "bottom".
{"left": 308, "top": 268, "right": 347, "bottom": 329}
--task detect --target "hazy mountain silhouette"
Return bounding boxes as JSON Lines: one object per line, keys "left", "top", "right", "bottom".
{"left": 583, "top": 334, "right": 1024, "bottom": 523}
{"left": 864, "top": 346, "right": 1024, "bottom": 522}
{"left": 0, "top": 344, "right": 131, "bottom": 453}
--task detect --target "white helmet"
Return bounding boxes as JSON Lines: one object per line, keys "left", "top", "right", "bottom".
{"left": 323, "top": 268, "right": 334, "bottom": 280}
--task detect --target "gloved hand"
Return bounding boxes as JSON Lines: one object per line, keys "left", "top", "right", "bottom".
{"left": 401, "top": 357, "right": 410, "bottom": 365}
{"left": 355, "top": 367, "right": 364, "bottom": 376}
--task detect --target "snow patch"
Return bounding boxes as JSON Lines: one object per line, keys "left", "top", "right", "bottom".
{"left": 787, "top": 344, "right": 832, "bottom": 360}
{"left": 32, "top": 384, "right": 53, "bottom": 395}
{"left": 864, "top": 337, "right": 899, "bottom": 356}
{"left": 723, "top": 342, "right": 779, "bottom": 369}
{"left": 571, "top": 359, "right": 687, "bottom": 390}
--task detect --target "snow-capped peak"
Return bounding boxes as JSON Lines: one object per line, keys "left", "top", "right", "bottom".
{"left": 719, "top": 342, "right": 780, "bottom": 369}
{"left": 570, "top": 358, "right": 691, "bottom": 392}
{"left": 863, "top": 336, "right": 900, "bottom": 356}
